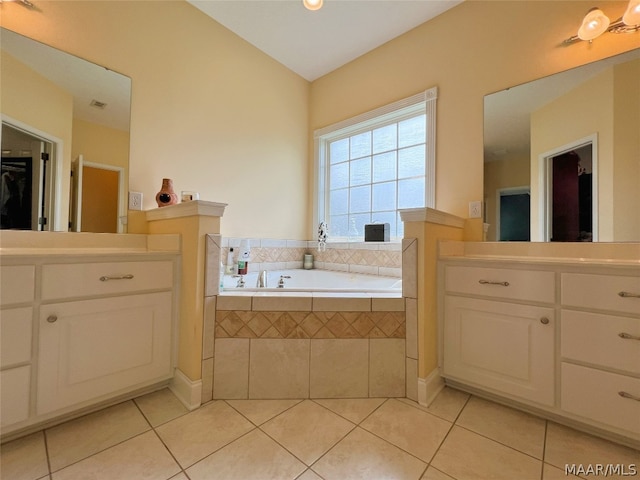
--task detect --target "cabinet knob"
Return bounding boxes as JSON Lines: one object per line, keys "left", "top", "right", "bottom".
{"left": 540, "top": 317, "right": 550, "bottom": 325}
{"left": 47, "top": 315, "right": 58, "bottom": 323}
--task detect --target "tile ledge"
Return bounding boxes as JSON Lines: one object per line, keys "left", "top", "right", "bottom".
{"left": 146, "top": 200, "right": 227, "bottom": 221}
{"left": 399, "top": 208, "right": 465, "bottom": 228}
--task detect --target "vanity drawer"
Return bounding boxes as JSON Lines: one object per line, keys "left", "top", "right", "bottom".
{"left": 561, "top": 362, "right": 640, "bottom": 435}
{"left": 445, "top": 266, "right": 555, "bottom": 303}
{"left": 0, "top": 265, "right": 35, "bottom": 306}
{"left": 562, "top": 273, "right": 640, "bottom": 315}
{"left": 42, "top": 261, "right": 174, "bottom": 300}
{"left": 1, "top": 307, "right": 33, "bottom": 368}
{"left": 561, "top": 310, "right": 640, "bottom": 375}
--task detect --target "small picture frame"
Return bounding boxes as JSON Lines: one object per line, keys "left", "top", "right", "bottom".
{"left": 181, "top": 191, "right": 199, "bottom": 202}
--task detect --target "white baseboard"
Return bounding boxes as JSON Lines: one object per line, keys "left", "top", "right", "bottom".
{"left": 418, "top": 368, "right": 445, "bottom": 407}
{"left": 169, "top": 368, "right": 202, "bottom": 411}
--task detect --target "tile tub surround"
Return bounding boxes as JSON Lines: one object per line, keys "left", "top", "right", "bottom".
{"left": 221, "top": 237, "right": 402, "bottom": 277}
{"left": 212, "top": 296, "right": 406, "bottom": 400}
{"left": 204, "top": 235, "right": 419, "bottom": 404}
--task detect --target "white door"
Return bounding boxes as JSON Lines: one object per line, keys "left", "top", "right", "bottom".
{"left": 443, "top": 295, "right": 555, "bottom": 406}
{"left": 71, "top": 155, "right": 84, "bottom": 232}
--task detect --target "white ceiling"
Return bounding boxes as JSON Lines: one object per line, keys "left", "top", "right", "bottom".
{"left": 187, "top": 0, "right": 464, "bottom": 81}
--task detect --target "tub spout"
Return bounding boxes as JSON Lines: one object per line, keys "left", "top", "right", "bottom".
{"left": 257, "top": 270, "right": 268, "bottom": 288}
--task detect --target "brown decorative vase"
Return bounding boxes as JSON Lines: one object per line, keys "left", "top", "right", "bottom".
{"left": 155, "top": 178, "right": 178, "bottom": 207}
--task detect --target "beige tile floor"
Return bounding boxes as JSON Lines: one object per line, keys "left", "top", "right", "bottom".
{"left": 1, "top": 387, "right": 638, "bottom": 480}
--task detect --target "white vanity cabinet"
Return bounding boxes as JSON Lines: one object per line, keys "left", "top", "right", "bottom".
{"left": 0, "top": 266, "right": 35, "bottom": 428}
{"left": 560, "top": 273, "right": 640, "bottom": 436}
{"left": 0, "top": 254, "right": 178, "bottom": 437}
{"left": 442, "top": 265, "right": 555, "bottom": 406}
{"left": 440, "top": 258, "right": 640, "bottom": 445}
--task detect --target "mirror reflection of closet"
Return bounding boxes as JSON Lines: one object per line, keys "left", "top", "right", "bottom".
{"left": 1, "top": 123, "right": 53, "bottom": 231}
{"left": 544, "top": 141, "right": 594, "bottom": 242}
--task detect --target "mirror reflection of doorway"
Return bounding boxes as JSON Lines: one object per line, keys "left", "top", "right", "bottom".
{"left": 498, "top": 187, "right": 531, "bottom": 241}
{"left": 71, "top": 155, "right": 124, "bottom": 233}
{"left": 1, "top": 123, "right": 54, "bottom": 231}
{"left": 548, "top": 143, "right": 594, "bottom": 242}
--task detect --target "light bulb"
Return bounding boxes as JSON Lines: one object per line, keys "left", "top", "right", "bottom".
{"left": 623, "top": 0, "right": 640, "bottom": 25}
{"left": 577, "top": 8, "right": 610, "bottom": 41}
{"left": 303, "top": 0, "right": 323, "bottom": 11}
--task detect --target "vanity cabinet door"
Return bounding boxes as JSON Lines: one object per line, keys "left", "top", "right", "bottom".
{"left": 0, "top": 366, "right": 31, "bottom": 427}
{"left": 37, "top": 292, "right": 172, "bottom": 415}
{"left": 443, "top": 296, "right": 555, "bottom": 406}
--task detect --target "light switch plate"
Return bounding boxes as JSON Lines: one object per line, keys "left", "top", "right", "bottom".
{"left": 128, "top": 191, "right": 143, "bottom": 211}
{"left": 469, "top": 201, "right": 482, "bottom": 219}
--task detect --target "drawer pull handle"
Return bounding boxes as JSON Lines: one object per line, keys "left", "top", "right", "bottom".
{"left": 618, "top": 391, "right": 640, "bottom": 402}
{"left": 618, "top": 291, "right": 640, "bottom": 298}
{"left": 47, "top": 315, "right": 57, "bottom": 323}
{"left": 479, "top": 280, "right": 510, "bottom": 287}
{"left": 100, "top": 274, "right": 134, "bottom": 282}
{"left": 619, "top": 332, "right": 640, "bottom": 341}
{"left": 540, "top": 317, "right": 550, "bottom": 325}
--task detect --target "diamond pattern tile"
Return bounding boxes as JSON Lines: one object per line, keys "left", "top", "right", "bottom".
{"left": 215, "top": 309, "right": 405, "bottom": 339}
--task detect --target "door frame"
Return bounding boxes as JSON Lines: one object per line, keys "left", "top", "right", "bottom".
{"left": 1, "top": 115, "right": 64, "bottom": 231}
{"left": 496, "top": 186, "right": 530, "bottom": 241}
{"left": 537, "top": 134, "right": 598, "bottom": 242}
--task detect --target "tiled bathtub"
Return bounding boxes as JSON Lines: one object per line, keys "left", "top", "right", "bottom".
{"left": 212, "top": 292, "right": 405, "bottom": 399}
{"left": 202, "top": 235, "right": 419, "bottom": 403}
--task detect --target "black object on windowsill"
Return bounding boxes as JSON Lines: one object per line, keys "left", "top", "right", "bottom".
{"left": 364, "top": 223, "right": 390, "bottom": 242}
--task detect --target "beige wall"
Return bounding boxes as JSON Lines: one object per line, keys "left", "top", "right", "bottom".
{"left": 404, "top": 220, "right": 464, "bottom": 378}
{"left": 613, "top": 59, "right": 640, "bottom": 241}
{"left": 309, "top": 1, "right": 638, "bottom": 239}
{"left": 72, "top": 118, "right": 129, "bottom": 171}
{"left": 3, "top": 0, "right": 309, "bottom": 240}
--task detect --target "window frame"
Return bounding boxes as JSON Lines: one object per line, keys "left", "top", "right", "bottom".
{"left": 313, "top": 87, "right": 437, "bottom": 241}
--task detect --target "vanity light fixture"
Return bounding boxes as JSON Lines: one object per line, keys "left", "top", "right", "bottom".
{"left": 564, "top": 0, "right": 640, "bottom": 44}
{"left": 303, "top": 0, "right": 323, "bottom": 11}
{"left": 0, "top": 0, "right": 36, "bottom": 8}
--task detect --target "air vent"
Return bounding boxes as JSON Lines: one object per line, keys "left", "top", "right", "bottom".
{"left": 90, "top": 99, "right": 107, "bottom": 109}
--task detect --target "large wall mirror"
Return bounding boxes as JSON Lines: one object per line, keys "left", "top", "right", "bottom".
{"left": 484, "top": 48, "right": 639, "bottom": 243}
{"left": 1, "top": 28, "right": 131, "bottom": 233}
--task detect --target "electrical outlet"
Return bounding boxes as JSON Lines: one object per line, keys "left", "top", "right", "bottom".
{"left": 469, "top": 200, "right": 482, "bottom": 219}
{"left": 129, "top": 191, "right": 143, "bottom": 211}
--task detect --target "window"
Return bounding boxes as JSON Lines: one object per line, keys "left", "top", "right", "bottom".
{"left": 314, "top": 88, "right": 437, "bottom": 240}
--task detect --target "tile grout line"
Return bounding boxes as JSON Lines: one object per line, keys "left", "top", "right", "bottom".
{"left": 42, "top": 429, "right": 53, "bottom": 478}
{"left": 254, "top": 405, "right": 348, "bottom": 470}
{"left": 540, "top": 420, "right": 548, "bottom": 480}
{"left": 131, "top": 398, "right": 191, "bottom": 479}
{"left": 453, "top": 423, "right": 547, "bottom": 465}
{"left": 419, "top": 391, "right": 472, "bottom": 477}
{"left": 452, "top": 396, "right": 550, "bottom": 463}
{"left": 43, "top": 400, "right": 153, "bottom": 475}
{"left": 47, "top": 429, "right": 153, "bottom": 475}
